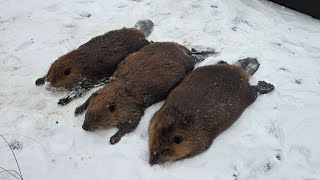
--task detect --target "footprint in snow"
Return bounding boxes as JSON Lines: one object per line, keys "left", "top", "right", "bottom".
{"left": 279, "top": 67, "right": 290, "bottom": 72}
{"left": 295, "top": 79, "right": 302, "bottom": 84}
{"left": 65, "top": 24, "right": 77, "bottom": 29}
{"left": 9, "top": 139, "right": 23, "bottom": 150}
{"left": 232, "top": 17, "right": 254, "bottom": 29}
{"left": 210, "top": 5, "right": 218, "bottom": 8}
{"left": 79, "top": 12, "right": 92, "bottom": 18}
{"left": 14, "top": 38, "right": 35, "bottom": 51}
{"left": 232, "top": 165, "right": 240, "bottom": 180}
{"left": 266, "top": 121, "right": 280, "bottom": 139}
{"left": 0, "top": 55, "right": 22, "bottom": 72}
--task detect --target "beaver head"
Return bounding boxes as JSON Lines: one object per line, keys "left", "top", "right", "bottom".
{"left": 148, "top": 107, "right": 212, "bottom": 165}
{"left": 82, "top": 79, "right": 141, "bottom": 131}
{"left": 44, "top": 50, "right": 90, "bottom": 91}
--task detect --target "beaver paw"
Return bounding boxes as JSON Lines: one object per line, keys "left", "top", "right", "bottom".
{"left": 110, "top": 135, "right": 121, "bottom": 145}
{"left": 257, "top": 81, "right": 275, "bottom": 94}
{"left": 234, "top": 58, "right": 260, "bottom": 76}
{"left": 217, "top": 60, "right": 228, "bottom": 64}
{"left": 75, "top": 105, "right": 85, "bottom": 116}
{"left": 134, "top": 19, "right": 154, "bottom": 37}
{"left": 58, "top": 97, "right": 71, "bottom": 106}
{"left": 35, "top": 77, "right": 45, "bottom": 86}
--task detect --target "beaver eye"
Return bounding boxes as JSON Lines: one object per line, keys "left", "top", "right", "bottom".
{"left": 174, "top": 135, "right": 183, "bottom": 144}
{"left": 108, "top": 103, "right": 116, "bottom": 112}
{"left": 64, "top": 68, "right": 71, "bottom": 75}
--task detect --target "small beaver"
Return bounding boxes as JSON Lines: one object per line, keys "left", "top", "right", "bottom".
{"left": 148, "top": 60, "right": 275, "bottom": 165}
{"left": 35, "top": 20, "right": 154, "bottom": 105}
{"left": 75, "top": 42, "right": 216, "bottom": 144}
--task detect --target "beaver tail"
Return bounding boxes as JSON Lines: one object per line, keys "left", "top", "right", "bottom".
{"left": 133, "top": 19, "right": 154, "bottom": 37}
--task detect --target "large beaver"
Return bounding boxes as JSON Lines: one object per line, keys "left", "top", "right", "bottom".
{"left": 75, "top": 42, "right": 216, "bottom": 144}
{"left": 148, "top": 61, "right": 275, "bottom": 165}
{"left": 35, "top": 20, "right": 154, "bottom": 105}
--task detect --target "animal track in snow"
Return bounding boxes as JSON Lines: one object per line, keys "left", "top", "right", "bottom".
{"left": 14, "top": 38, "right": 34, "bottom": 51}
{"left": 295, "top": 79, "right": 302, "bottom": 85}
{"left": 278, "top": 67, "right": 290, "bottom": 72}
{"left": 232, "top": 17, "right": 256, "bottom": 31}
{"left": 9, "top": 139, "right": 23, "bottom": 150}
{"left": 0, "top": 55, "right": 22, "bottom": 72}
{"left": 266, "top": 120, "right": 280, "bottom": 139}
{"left": 64, "top": 24, "right": 78, "bottom": 32}
{"left": 79, "top": 12, "right": 92, "bottom": 19}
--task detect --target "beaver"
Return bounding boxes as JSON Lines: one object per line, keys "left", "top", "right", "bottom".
{"left": 148, "top": 60, "right": 275, "bottom": 165}
{"left": 35, "top": 19, "right": 154, "bottom": 105}
{"left": 75, "top": 42, "right": 217, "bottom": 144}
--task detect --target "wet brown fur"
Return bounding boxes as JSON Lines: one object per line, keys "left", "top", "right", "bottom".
{"left": 82, "top": 42, "right": 197, "bottom": 144}
{"left": 148, "top": 64, "right": 259, "bottom": 165}
{"left": 44, "top": 28, "right": 149, "bottom": 90}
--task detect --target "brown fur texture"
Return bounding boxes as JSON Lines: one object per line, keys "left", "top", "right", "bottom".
{"left": 41, "top": 28, "right": 149, "bottom": 90}
{"left": 148, "top": 64, "right": 271, "bottom": 165}
{"left": 81, "top": 42, "right": 197, "bottom": 144}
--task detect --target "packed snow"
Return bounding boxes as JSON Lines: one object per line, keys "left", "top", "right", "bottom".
{"left": 1, "top": 0, "right": 320, "bottom": 179}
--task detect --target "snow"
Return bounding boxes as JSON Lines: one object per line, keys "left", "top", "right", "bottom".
{"left": 1, "top": 0, "right": 320, "bottom": 179}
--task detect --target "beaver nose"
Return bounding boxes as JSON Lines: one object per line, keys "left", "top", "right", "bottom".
{"left": 82, "top": 123, "right": 90, "bottom": 131}
{"left": 149, "top": 153, "right": 159, "bottom": 166}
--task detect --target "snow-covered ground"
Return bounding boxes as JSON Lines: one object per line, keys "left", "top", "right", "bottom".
{"left": 1, "top": 0, "right": 320, "bottom": 179}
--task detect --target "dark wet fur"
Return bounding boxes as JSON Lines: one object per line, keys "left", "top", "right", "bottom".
{"left": 36, "top": 28, "right": 149, "bottom": 95}
{"left": 148, "top": 64, "right": 274, "bottom": 165}
{"left": 78, "top": 42, "right": 198, "bottom": 144}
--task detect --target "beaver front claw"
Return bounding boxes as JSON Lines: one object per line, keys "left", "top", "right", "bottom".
{"left": 75, "top": 105, "right": 86, "bottom": 116}
{"left": 110, "top": 135, "right": 121, "bottom": 145}
{"left": 35, "top": 77, "right": 45, "bottom": 86}
{"left": 58, "top": 97, "right": 71, "bottom": 106}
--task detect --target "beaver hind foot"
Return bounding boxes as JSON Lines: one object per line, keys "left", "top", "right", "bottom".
{"left": 134, "top": 19, "right": 154, "bottom": 37}
{"left": 35, "top": 77, "right": 45, "bottom": 86}
{"left": 256, "top": 81, "right": 275, "bottom": 94}
{"left": 234, "top": 57, "right": 260, "bottom": 76}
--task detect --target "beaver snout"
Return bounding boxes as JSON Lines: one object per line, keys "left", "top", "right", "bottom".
{"left": 149, "top": 152, "right": 160, "bottom": 166}
{"left": 82, "top": 112, "right": 101, "bottom": 131}
{"left": 82, "top": 123, "right": 91, "bottom": 131}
